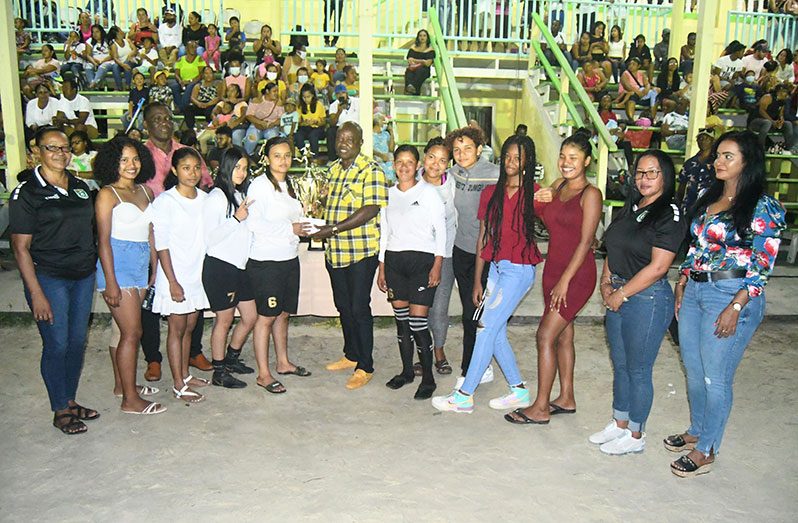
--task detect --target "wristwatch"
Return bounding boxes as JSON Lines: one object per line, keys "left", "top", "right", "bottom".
{"left": 732, "top": 302, "right": 743, "bottom": 312}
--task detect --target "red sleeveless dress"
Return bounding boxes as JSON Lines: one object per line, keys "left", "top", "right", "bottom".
{"left": 535, "top": 187, "right": 597, "bottom": 321}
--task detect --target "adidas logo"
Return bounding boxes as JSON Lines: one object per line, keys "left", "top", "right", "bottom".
{"left": 411, "top": 201, "right": 420, "bottom": 206}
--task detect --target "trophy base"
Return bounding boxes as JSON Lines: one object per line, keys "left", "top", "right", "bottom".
{"left": 308, "top": 238, "right": 326, "bottom": 251}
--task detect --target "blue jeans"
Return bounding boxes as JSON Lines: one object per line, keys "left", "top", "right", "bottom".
{"left": 88, "top": 61, "right": 115, "bottom": 87}
{"left": 111, "top": 61, "right": 137, "bottom": 89}
{"left": 24, "top": 272, "right": 95, "bottom": 411}
{"left": 244, "top": 124, "right": 281, "bottom": 155}
{"left": 605, "top": 276, "right": 674, "bottom": 432}
{"left": 678, "top": 278, "right": 765, "bottom": 456}
{"left": 461, "top": 260, "right": 535, "bottom": 395}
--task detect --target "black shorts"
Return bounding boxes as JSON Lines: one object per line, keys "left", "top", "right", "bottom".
{"left": 202, "top": 255, "right": 254, "bottom": 312}
{"left": 247, "top": 257, "right": 300, "bottom": 317}
{"left": 384, "top": 250, "right": 437, "bottom": 307}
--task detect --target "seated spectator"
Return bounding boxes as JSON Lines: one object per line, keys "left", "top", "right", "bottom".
{"left": 185, "top": 66, "right": 222, "bottom": 130}
{"left": 712, "top": 40, "right": 746, "bottom": 90}
{"left": 652, "top": 28, "right": 670, "bottom": 74}
{"left": 290, "top": 67, "right": 311, "bottom": 97}
{"left": 571, "top": 31, "right": 592, "bottom": 69}
{"left": 15, "top": 17, "right": 31, "bottom": 56}
{"left": 283, "top": 45, "right": 311, "bottom": 85}
{"left": 541, "top": 19, "right": 574, "bottom": 70}
{"left": 254, "top": 24, "right": 282, "bottom": 66}
{"left": 243, "top": 82, "right": 284, "bottom": 156}
{"left": 680, "top": 32, "right": 696, "bottom": 74}
{"left": 676, "top": 71, "right": 694, "bottom": 102}
{"left": 205, "top": 124, "right": 233, "bottom": 170}
{"left": 223, "top": 58, "right": 252, "bottom": 101}
{"left": 173, "top": 40, "right": 207, "bottom": 110}
{"left": 225, "top": 16, "right": 246, "bottom": 45}
{"left": 295, "top": 85, "right": 327, "bottom": 157}
{"left": 121, "top": 71, "right": 149, "bottom": 131}
{"left": 326, "top": 84, "right": 360, "bottom": 161}
{"left": 76, "top": 11, "right": 92, "bottom": 43}
{"left": 107, "top": 26, "right": 138, "bottom": 90}
{"left": 775, "top": 48, "right": 795, "bottom": 84}
{"left": 617, "top": 57, "right": 659, "bottom": 121}
{"left": 627, "top": 34, "right": 653, "bottom": 80}
{"left": 607, "top": 24, "right": 626, "bottom": 82}
{"left": 149, "top": 70, "right": 174, "bottom": 110}
{"left": 21, "top": 44, "right": 60, "bottom": 100}
{"left": 220, "top": 37, "right": 245, "bottom": 68}
{"left": 128, "top": 7, "right": 158, "bottom": 47}
{"left": 53, "top": 79, "right": 99, "bottom": 138}
{"left": 84, "top": 24, "right": 112, "bottom": 89}
{"left": 312, "top": 59, "right": 332, "bottom": 100}
{"left": 25, "top": 84, "right": 58, "bottom": 135}
{"left": 343, "top": 65, "right": 359, "bottom": 96}
{"left": 588, "top": 22, "right": 612, "bottom": 79}
{"left": 677, "top": 128, "right": 715, "bottom": 214}
{"left": 66, "top": 130, "right": 98, "bottom": 189}
{"left": 656, "top": 57, "right": 682, "bottom": 113}
{"left": 733, "top": 69, "right": 762, "bottom": 113}
{"left": 372, "top": 114, "right": 395, "bottom": 183}
{"left": 215, "top": 84, "right": 249, "bottom": 147}
{"left": 329, "top": 47, "right": 349, "bottom": 82}
{"left": 181, "top": 11, "right": 208, "bottom": 56}
{"left": 405, "top": 29, "right": 435, "bottom": 95}
{"left": 598, "top": 93, "right": 616, "bottom": 124}
{"left": 199, "top": 90, "right": 247, "bottom": 152}
{"left": 578, "top": 60, "right": 608, "bottom": 102}
{"left": 749, "top": 83, "right": 796, "bottom": 154}
{"left": 742, "top": 42, "right": 770, "bottom": 77}
{"left": 758, "top": 60, "right": 780, "bottom": 92}
{"left": 280, "top": 98, "right": 300, "bottom": 144}
{"left": 157, "top": 7, "right": 181, "bottom": 68}
{"left": 126, "top": 128, "right": 143, "bottom": 141}
{"left": 134, "top": 36, "right": 159, "bottom": 75}
{"left": 61, "top": 31, "right": 87, "bottom": 86}
{"left": 661, "top": 98, "right": 690, "bottom": 150}
{"left": 203, "top": 24, "right": 222, "bottom": 70}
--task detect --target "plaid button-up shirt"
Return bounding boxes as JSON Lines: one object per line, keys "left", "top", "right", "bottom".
{"left": 324, "top": 154, "right": 388, "bottom": 268}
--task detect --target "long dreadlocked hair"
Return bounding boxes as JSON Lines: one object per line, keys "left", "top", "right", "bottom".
{"left": 483, "top": 135, "right": 537, "bottom": 260}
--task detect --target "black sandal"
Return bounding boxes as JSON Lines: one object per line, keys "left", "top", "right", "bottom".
{"left": 663, "top": 433, "right": 696, "bottom": 452}
{"left": 504, "top": 408, "right": 550, "bottom": 425}
{"left": 671, "top": 455, "right": 713, "bottom": 478}
{"left": 257, "top": 380, "right": 286, "bottom": 394}
{"left": 69, "top": 403, "right": 100, "bottom": 421}
{"left": 277, "top": 366, "right": 312, "bottom": 377}
{"left": 435, "top": 359, "right": 453, "bottom": 375}
{"left": 53, "top": 412, "right": 87, "bottom": 435}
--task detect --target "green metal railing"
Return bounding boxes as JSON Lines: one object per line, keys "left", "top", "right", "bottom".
{"left": 428, "top": 9, "right": 468, "bottom": 130}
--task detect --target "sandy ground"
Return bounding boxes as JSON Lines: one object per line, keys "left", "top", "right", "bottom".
{"left": 0, "top": 316, "right": 796, "bottom": 522}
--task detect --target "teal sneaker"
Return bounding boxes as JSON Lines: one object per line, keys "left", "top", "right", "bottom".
{"left": 431, "top": 389, "right": 474, "bottom": 414}
{"left": 488, "top": 385, "right": 530, "bottom": 410}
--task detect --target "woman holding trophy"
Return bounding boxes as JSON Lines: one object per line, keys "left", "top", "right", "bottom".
{"left": 245, "top": 137, "right": 314, "bottom": 394}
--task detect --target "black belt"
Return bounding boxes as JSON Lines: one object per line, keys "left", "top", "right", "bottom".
{"left": 689, "top": 269, "right": 746, "bottom": 283}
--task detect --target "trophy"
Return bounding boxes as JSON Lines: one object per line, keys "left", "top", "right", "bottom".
{"left": 289, "top": 144, "right": 329, "bottom": 251}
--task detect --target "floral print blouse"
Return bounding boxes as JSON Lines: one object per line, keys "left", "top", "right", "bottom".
{"left": 680, "top": 194, "right": 786, "bottom": 297}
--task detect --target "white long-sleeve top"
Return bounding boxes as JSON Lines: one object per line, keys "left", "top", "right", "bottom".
{"left": 203, "top": 188, "right": 251, "bottom": 270}
{"left": 246, "top": 175, "right": 303, "bottom": 262}
{"left": 418, "top": 170, "right": 457, "bottom": 257}
{"left": 379, "top": 180, "right": 446, "bottom": 262}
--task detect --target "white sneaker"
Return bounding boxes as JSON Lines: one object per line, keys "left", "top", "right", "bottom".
{"left": 431, "top": 390, "right": 474, "bottom": 414}
{"left": 599, "top": 430, "right": 646, "bottom": 455}
{"left": 488, "top": 385, "right": 531, "bottom": 410}
{"left": 479, "top": 364, "right": 494, "bottom": 384}
{"left": 453, "top": 376, "right": 465, "bottom": 392}
{"left": 588, "top": 419, "right": 626, "bottom": 444}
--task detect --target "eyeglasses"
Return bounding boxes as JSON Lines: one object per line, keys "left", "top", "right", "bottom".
{"left": 634, "top": 168, "right": 661, "bottom": 180}
{"left": 41, "top": 145, "right": 71, "bottom": 154}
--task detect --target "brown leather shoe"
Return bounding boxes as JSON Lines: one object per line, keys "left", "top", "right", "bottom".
{"left": 189, "top": 353, "right": 213, "bottom": 371}
{"left": 144, "top": 362, "right": 161, "bottom": 382}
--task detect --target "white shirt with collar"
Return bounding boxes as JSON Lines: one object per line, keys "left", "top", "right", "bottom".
{"left": 329, "top": 96, "right": 360, "bottom": 127}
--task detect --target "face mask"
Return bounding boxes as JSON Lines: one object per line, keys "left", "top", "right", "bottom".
{"left": 230, "top": 66, "right": 241, "bottom": 76}
{"left": 298, "top": 75, "right": 308, "bottom": 84}
{"left": 746, "top": 75, "right": 756, "bottom": 83}
{"left": 266, "top": 71, "right": 277, "bottom": 81}
{"left": 381, "top": 124, "right": 387, "bottom": 132}
{"left": 298, "top": 51, "right": 307, "bottom": 59}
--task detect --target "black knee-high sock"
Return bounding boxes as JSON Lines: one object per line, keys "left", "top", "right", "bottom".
{"left": 393, "top": 307, "right": 414, "bottom": 377}
{"left": 409, "top": 316, "right": 434, "bottom": 384}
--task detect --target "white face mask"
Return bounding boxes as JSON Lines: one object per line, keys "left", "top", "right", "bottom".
{"left": 298, "top": 75, "right": 308, "bottom": 84}
{"left": 229, "top": 66, "right": 241, "bottom": 76}
{"left": 746, "top": 75, "right": 756, "bottom": 83}
{"left": 266, "top": 71, "right": 277, "bottom": 81}
{"left": 298, "top": 51, "right": 306, "bottom": 59}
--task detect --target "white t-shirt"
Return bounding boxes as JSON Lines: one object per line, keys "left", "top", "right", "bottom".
{"left": 280, "top": 111, "right": 300, "bottom": 136}
{"left": 158, "top": 22, "right": 182, "bottom": 48}
{"left": 25, "top": 98, "right": 59, "bottom": 127}
{"left": 541, "top": 31, "right": 567, "bottom": 47}
{"left": 63, "top": 42, "right": 86, "bottom": 64}
{"left": 329, "top": 96, "right": 360, "bottom": 127}
{"left": 57, "top": 94, "right": 98, "bottom": 129}
{"left": 136, "top": 47, "right": 159, "bottom": 72}
{"left": 246, "top": 176, "right": 303, "bottom": 262}
{"left": 379, "top": 180, "right": 446, "bottom": 261}
{"left": 741, "top": 54, "right": 767, "bottom": 77}
{"left": 713, "top": 55, "right": 743, "bottom": 83}
{"left": 662, "top": 111, "right": 689, "bottom": 131}
{"left": 203, "top": 188, "right": 252, "bottom": 270}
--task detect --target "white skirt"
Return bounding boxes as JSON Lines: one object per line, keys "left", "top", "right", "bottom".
{"left": 152, "top": 279, "right": 209, "bottom": 315}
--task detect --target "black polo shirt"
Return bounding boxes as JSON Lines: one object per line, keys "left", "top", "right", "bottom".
{"left": 604, "top": 201, "right": 685, "bottom": 279}
{"left": 9, "top": 168, "right": 97, "bottom": 279}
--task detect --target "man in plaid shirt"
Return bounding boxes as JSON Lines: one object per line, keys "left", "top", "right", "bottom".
{"left": 313, "top": 122, "right": 389, "bottom": 389}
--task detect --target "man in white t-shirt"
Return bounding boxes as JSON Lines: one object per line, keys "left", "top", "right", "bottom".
{"left": 712, "top": 41, "right": 746, "bottom": 88}
{"left": 52, "top": 78, "right": 99, "bottom": 138}
{"left": 158, "top": 8, "right": 182, "bottom": 68}
{"left": 540, "top": 19, "right": 573, "bottom": 69}
{"left": 661, "top": 98, "right": 690, "bottom": 151}
{"left": 326, "top": 84, "right": 361, "bottom": 161}
{"left": 741, "top": 42, "right": 770, "bottom": 78}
